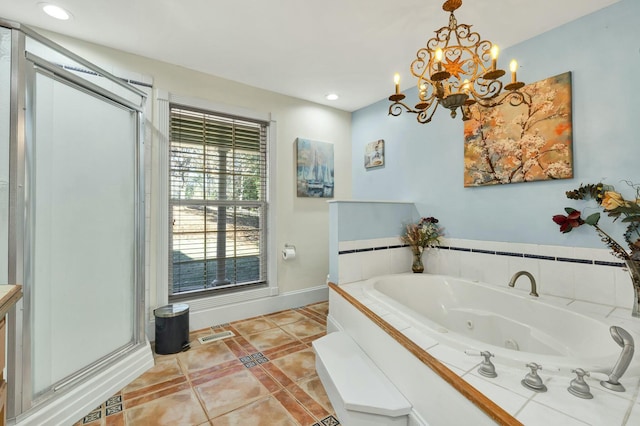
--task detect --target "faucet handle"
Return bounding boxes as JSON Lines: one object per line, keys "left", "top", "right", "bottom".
{"left": 568, "top": 368, "right": 593, "bottom": 399}
{"left": 465, "top": 350, "right": 497, "bottom": 378}
{"left": 521, "top": 362, "right": 547, "bottom": 392}
{"left": 573, "top": 369, "right": 609, "bottom": 382}
{"left": 526, "top": 362, "right": 542, "bottom": 372}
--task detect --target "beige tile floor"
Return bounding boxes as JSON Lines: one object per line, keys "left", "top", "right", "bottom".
{"left": 74, "top": 302, "right": 340, "bottom": 426}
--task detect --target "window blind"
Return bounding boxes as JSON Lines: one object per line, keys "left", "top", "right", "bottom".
{"left": 169, "top": 106, "right": 268, "bottom": 296}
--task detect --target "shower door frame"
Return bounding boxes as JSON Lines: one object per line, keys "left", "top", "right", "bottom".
{"left": 4, "top": 21, "right": 149, "bottom": 421}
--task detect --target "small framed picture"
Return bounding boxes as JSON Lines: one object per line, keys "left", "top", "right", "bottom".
{"left": 364, "top": 139, "right": 384, "bottom": 169}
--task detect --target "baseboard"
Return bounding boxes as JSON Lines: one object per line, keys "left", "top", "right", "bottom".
{"left": 408, "top": 410, "right": 430, "bottom": 426}
{"left": 146, "top": 285, "right": 329, "bottom": 340}
{"left": 13, "top": 342, "right": 154, "bottom": 426}
{"left": 326, "top": 314, "right": 343, "bottom": 334}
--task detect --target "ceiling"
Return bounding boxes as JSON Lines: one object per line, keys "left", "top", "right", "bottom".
{"left": 0, "top": 0, "right": 619, "bottom": 112}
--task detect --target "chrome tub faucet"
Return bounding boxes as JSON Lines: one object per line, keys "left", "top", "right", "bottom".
{"left": 508, "top": 271, "right": 539, "bottom": 297}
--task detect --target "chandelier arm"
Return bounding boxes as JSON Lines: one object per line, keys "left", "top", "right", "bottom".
{"left": 454, "top": 24, "right": 479, "bottom": 47}
{"left": 475, "top": 40, "right": 493, "bottom": 65}
{"left": 506, "top": 91, "right": 531, "bottom": 107}
{"left": 388, "top": 100, "right": 425, "bottom": 117}
{"left": 411, "top": 53, "right": 429, "bottom": 78}
{"left": 478, "top": 89, "right": 530, "bottom": 109}
{"left": 471, "top": 79, "right": 503, "bottom": 101}
{"left": 427, "top": 30, "right": 450, "bottom": 51}
{"left": 388, "top": 94, "right": 442, "bottom": 125}
{"left": 416, "top": 103, "right": 439, "bottom": 124}
{"left": 417, "top": 79, "right": 438, "bottom": 103}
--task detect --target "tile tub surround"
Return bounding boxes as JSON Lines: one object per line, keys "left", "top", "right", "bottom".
{"left": 73, "top": 302, "right": 340, "bottom": 426}
{"left": 329, "top": 280, "right": 640, "bottom": 426}
{"left": 337, "top": 237, "right": 637, "bottom": 311}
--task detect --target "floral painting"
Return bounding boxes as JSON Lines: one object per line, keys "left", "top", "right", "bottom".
{"left": 296, "top": 138, "right": 334, "bottom": 198}
{"left": 463, "top": 72, "right": 573, "bottom": 187}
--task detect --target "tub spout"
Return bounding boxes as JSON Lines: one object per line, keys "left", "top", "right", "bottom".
{"left": 600, "top": 326, "right": 635, "bottom": 392}
{"left": 508, "top": 271, "right": 539, "bottom": 297}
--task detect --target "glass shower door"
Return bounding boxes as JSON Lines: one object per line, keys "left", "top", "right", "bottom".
{"left": 28, "top": 65, "right": 141, "bottom": 399}
{"left": 2, "top": 23, "right": 150, "bottom": 421}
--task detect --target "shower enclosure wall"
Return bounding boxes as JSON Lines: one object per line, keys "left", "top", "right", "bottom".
{"left": 1, "top": 20, "right": 153, "bottom": 425}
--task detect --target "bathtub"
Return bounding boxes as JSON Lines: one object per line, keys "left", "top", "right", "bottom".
{"left": 356, "top": 273, "right": 638, "bottom": 377}
{"left": 329, "top": 272, "right": 640, "bottom": 424}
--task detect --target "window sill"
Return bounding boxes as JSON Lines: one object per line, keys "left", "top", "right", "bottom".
{"left": 172, "top": 285, "right": 279, "bottom": 313}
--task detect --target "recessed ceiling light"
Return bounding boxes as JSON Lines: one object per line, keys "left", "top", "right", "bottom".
{"left": 325, "top": 93, "right": 339, "bottom": 101}
{"left": 41, "top": 3, "right": 72, "bottom": 20}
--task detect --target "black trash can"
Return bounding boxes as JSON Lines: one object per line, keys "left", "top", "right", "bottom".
{"left": 154, "top": 303, "right": 190, "bottom": 355}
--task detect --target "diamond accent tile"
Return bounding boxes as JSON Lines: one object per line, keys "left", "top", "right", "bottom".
{"left": 321, "top": 414, "right": 340, "bottom": 425}
{"left": 105, "top": 395, "right": 122, "bottom": 407}
{"left": 105, "top": 404, "right": 123, "bottom": 416}
{"left": 82, "top": 411, "right": 101, "bottom": 424}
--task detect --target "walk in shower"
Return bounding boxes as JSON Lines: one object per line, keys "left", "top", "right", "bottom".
{"left": 1, "top": 20, "right": 152, "bottom": 424}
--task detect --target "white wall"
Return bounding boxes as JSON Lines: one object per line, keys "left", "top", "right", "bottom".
{"left": 36, "top": 30, "right": 352, "bottom": 323}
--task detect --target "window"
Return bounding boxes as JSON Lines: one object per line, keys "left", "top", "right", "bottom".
{"left": 169, "top": 105, "right": 268, "bottom": 298}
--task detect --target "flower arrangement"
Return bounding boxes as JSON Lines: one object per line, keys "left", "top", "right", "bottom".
{"left": 401, "top": 217, "right": 443, "bottom": 254}
{"left": 552, "top": 181, "right": 640, "bottom": 261}
{"left": 552, "top": 181, "right": 640, "bottom": 317}
{"left": 401, "top": 217, "right": 443, "bottom": 273}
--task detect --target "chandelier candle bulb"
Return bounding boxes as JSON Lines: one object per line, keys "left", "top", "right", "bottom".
{"left": 435, "top": 48, "right": 443, "bottom": 71}
{"left": 462, "top": 79, "right": 470, "bottom": 94}
{"left": 394, "top": 73, "right": 400, "bottom": 94}
{"left": 490, "top": 45, "right": 499, "bottom": 70}
{"left": 505, "top": 59, "right": 524, "bottom": 91}
{"left": 510, "top": 59, "right": 518, "bottom": 83}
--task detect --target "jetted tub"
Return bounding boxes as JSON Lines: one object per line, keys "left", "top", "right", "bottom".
{"left": 359, "top": 273, "right": 639, "bottom": 376}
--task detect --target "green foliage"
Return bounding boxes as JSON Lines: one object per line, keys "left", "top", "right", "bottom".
{"left": 242, "top": 176, "right": 259, "bottom": 200}
{"left": 565, "top": 183, "right": 606, "bottom": 203}
{"left": 584, "top": 213, "right": 600, "bottom": 226}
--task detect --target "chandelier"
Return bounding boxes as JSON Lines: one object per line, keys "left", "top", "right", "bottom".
{"left": 389, "top": 0, "right": 524, "bottom": 124}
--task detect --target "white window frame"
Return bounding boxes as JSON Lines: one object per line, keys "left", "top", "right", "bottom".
{"left": 155, "top": 91, "right": 277, "bottom": 313}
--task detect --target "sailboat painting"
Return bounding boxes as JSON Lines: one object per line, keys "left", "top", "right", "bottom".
{"left": 296, "top": 138, "right": 334, "bottom": 198}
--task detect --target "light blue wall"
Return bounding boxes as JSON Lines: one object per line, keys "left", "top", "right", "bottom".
{"left": 328, "top": 201, "right": 418, "bottom": 282}
{"left": 351, "top": 0, "right": 640, "bottom": 249}
{"left": 332, "top": 201, "right": 419, "bottom": 242}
